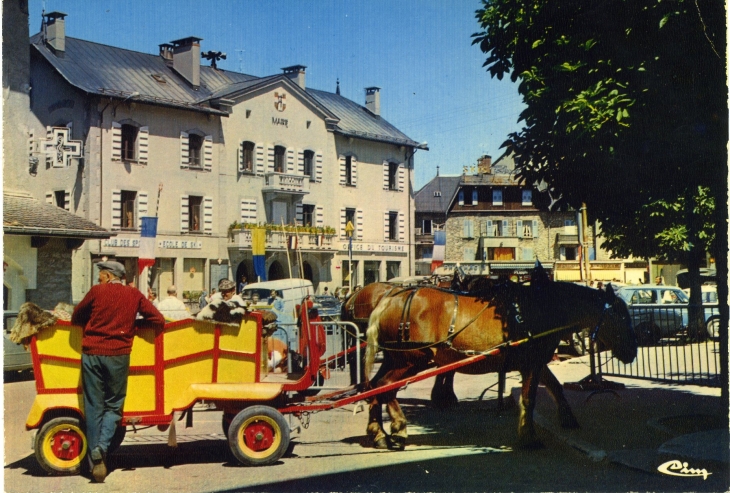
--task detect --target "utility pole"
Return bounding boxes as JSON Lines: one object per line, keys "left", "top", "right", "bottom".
{"left": 580, "top": 203, "right": 591, "bottom": 283}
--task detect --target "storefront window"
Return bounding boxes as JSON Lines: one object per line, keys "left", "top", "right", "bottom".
{"left": 342, "top": 260, "right": 358, "bottom": 287}
{"left": 151, "top": 258, "right": 175, "bottom": 296}
{"left": 386, "top": 261, "right": 400, "bottom": 280}
{"left": 364, "top": 261, "right": 380, "bottom": 285}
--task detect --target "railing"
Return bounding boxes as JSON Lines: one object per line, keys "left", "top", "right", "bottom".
{"left": 597, "top": 304, "right": 721, "bottom": 386}
{"left": 234, "top": 228, "right": 335, "bottom": 250}
{"left": 263, "top": 172, "right": 308, "bottom": 193}
{"left": 415, "top": 233, "right": 434, "bottom": 243}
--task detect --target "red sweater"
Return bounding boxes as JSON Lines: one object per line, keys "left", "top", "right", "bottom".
{"left": 72, "top": 282, "right": 165, "bottom": 356}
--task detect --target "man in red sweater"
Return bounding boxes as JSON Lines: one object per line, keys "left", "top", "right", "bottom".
{"left": 71, "top": 261, "right": 164, "bottom": 482}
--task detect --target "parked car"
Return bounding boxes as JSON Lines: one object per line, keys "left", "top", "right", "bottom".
{"left": 616, "top": 285, "right": 689, "bottom": 344}
{"left": 312, "top": 295, "right": 341, "bottom": 320}
{"left": 4, "top": 310, "right": 33, "bottom": 378}
{"left": 683, "top": 285, "right": 721, "bottom": 340}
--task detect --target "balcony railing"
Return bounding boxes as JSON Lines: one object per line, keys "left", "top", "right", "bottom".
{"left": 233, "top": 228, "right": 335, "bottom": 250}
{"left": 263, "top": 172, "right": 309, "bottom": 194}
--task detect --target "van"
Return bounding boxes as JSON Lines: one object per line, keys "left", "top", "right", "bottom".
{"left": 242, "top": 278, "right": 313, "bottom": 327}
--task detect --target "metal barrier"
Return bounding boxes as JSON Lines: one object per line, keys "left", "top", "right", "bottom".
{"left": 597, "top": 304, "right": 721, "bottom": 386}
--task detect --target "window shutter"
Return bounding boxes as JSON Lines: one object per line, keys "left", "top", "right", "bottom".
{"left": 486, "top": 219, "right": 493, "bottom": 237}
{"left": 383, "top": 212, "right": 389, "bottom": 241}
{"left": 237, "top": 141, "right": 243, "bottom": 172}
{"left": 315, "top": 205, "right": 324, "bottom": 228}
{"left": 516, "top": 220, "right": 523, "bottom": 238}
{"left": 339, "top": 208, "right": 347, "bottom": 238}
{"left": 240, "top": 198, "right": 257, "bottom": 223}
{"left": 315, "top": 152, "right": 323, "bottom": 182}
{"left": 560, "top": 246, "right": 566, "bottom": 260}
{"left": 398, "top": 165, "right": 406, "bottom": 192}
{"left": 180, "top": 195, "right": 189, "bottom": 232}
{"left": 398, "top": 212, "right": 405, "bottom": 242}
{"left": 297, "top": 150, "right": 304, "bottom": 175}
{"left": 472, "top": 189, "right": 478, "bottom": 205}
{"left": 203, "top": 196, "right": 213, "bottom": 232}
{"left": 287, "top": 148, "right": 295, "bottom": 173}
{"left": 339, "top": 156, "right": 346, "bottom": 185}
{"left": 532, "top": 219, "right": 539, "bottom": 238}
{"left": 266, "top": 145, "right": 275, "bottom": 173}
{"left": 203, "top": 135, "right": 213, "bottom": 171}
{"left": 180, "top": 131, "right": 189, "bottom": 169}
{"left": 522, "top": 248, "right": 534, "bottom": 261}
{"left": 351, "top": 156, "right": 358, "bottom": 186}
{"left": 45, "top": 192, "right": 53, "bottom": 205}
{"left": 138, "top": 126, "right": 149, "bottom": 164}
{"left": 111, "top": 122, "right": 122, "bottom": 161}
{"left": 382, "top": 161, "right": 389, "bottom": 190}
{"left": 255, "top": 143, "right": 265, "bottom": 175}
{"left": 458, "top": 190, "right": 464, "bottom": 206}
{"left": 45, "top": 127, "right": 54, "bottom": 168}
{"left": 296, "top": 203, "right": 303, "bottom": 225}
{"left": 356, "top": 209, "right": 363, "bottom": 240}
{"left": 502, "top": 220, "right": 509, "bottom": 237}
{"left": 136, "top": 191, "right": 148, "bottom": 229}
{"left": 111, "top": 190, "right": 122, "bottom": 230}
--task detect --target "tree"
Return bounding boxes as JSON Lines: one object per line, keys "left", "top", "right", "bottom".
{"left": 473, "top": 0, "right": 727, "bottom": 398}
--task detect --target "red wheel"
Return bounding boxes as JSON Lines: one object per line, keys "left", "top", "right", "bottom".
{"left": 228, "top": 406, "right": 290, "bottom": 466}
{"left": 34, "top": 417, "right": 87, "bottom": 475}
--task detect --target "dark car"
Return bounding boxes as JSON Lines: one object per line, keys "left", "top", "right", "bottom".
{"left": 4, "top": 310, "right": 33, "bottom": 377}
{"left": 615, "top": 285, "right": 688, "bottom": 344}
{"left": 313, "top": 295, "right": 342, "bottom": 320}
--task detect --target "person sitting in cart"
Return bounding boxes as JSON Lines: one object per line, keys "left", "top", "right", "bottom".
{"left": 71, "top": 260, "right": 165, "bottom": 483}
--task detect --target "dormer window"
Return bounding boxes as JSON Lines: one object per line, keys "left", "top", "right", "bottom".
{"left": 433, "top": 191, "right": 441, "bottom": 197}
{"left": 492, "top": 189, "right": 503, "bottom": 206}
{"left": 522, "top": 190, "right": 533, "bottom": 206}
{"left": 151, "top": 73, "right": 167, "bottom": 84}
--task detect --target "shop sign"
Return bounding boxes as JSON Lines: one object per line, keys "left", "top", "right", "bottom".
{"left": 103, "top": 238, "right": 140, "bottom": 248}
{"left": 339, "top": 242, "right": 405, "bottom": 253}
{"left": 158, "top": 240, "right": 202, "bottom": 249}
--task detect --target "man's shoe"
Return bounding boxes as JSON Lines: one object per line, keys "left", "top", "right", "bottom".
{"left": 89, "top": 447, "right": 107, "bottom": 483}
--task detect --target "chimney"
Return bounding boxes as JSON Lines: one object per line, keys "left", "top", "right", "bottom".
{"left": 477, "top": 155, "right": 492, "bottom": 174}
{"left": 282, "top": 65, "right": 306, "bottom": 89}
{"left": 44, "top": 11, "right": 67, "bottom": 57}
{"left": 159, "top": 43, "right": 174, "bottom": 64}
{"left": 170, "top": 37, "right": 202, "bottom": 88}
{"left": 365, "top": 87, "right": 381, "bottom": 116}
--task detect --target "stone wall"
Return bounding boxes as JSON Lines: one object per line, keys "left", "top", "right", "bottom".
{"left": 27, "top": 238, "right": 73, "bottom": 309}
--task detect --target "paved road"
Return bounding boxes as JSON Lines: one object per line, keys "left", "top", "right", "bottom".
{"left": 4, "top": 365, "right": 725, "bottom": 492}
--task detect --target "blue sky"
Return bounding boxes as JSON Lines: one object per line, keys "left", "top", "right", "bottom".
{"left": 30, "top": 0, "right": 525, "bottom": 189}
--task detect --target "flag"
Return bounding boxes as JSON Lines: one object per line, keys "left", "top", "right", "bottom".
{"left": 138, "top": 217, "right": 157, "bottom": 275}
{"left": 287, "top": 235, "right": 298, "bottom": 250}
{"left": 431, "top": 230, "right": 446, "bottom": 273}
{"left": 252, "top": 227, "right": 267, "bottom": 281}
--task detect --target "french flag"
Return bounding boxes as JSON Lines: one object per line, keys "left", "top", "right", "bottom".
{"left": 431, "top": 230, "right": 446, "bottom": 273}
{"left": 138, "top": 216, "right": 157, "bottom": 275}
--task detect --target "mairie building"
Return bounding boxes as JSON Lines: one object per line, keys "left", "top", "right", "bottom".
{"left": 20, "top": 13, "right": 426, "bottom": 303}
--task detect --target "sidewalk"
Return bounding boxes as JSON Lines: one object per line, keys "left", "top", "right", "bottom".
{"left": 519, "top": 356, "right": 729, "bottom": 478}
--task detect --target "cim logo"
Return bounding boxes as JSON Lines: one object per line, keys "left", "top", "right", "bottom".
{"left": 657, "top": 460, "right": 711, "bottom": 480}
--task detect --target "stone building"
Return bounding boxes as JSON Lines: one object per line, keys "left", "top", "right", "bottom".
{"left": 413, "top": 169, "right": 459, "bottom": 275}
{"left": 22, "top": 13, "right": 426, "bottom": 302}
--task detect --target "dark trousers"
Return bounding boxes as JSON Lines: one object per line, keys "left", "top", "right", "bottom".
{"left": 81, "top": 353, "right": 130, "bottom": 454}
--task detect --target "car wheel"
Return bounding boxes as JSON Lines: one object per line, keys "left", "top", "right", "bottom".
{"left": 706, "top": 317, "right": 721, "bottom": 340}
{"left": 635, "top": 322, "right": 660, "bottom": 345}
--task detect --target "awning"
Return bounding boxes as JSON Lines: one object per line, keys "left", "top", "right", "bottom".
{"left": 490, "top": 263, "right": 554, "bottom": 270}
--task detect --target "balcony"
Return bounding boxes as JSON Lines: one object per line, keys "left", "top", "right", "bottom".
{"left": 415, "top": 232, "right": 434, "bottom": 244}
{"left": 262, "top": 172, "right": 309, "bottom": 197}
{"left": 231, "top": 228, "right": 335, "bottom": 251}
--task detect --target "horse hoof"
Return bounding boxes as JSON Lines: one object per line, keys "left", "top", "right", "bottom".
{"left": 373, "top": 437, "right": 389, "bottom": 450}
{"left": 388, "top": 436, "right": 406, "bottom": 451}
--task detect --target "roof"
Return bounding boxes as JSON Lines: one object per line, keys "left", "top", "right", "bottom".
{"left": 31, "top": 34, "right": 425, "bottom": 148}
{"left": 414, "top": 175, "right": 461, "bottom": 213}
{"left": 4, "top": 191, "right": 114, "bottom": 239}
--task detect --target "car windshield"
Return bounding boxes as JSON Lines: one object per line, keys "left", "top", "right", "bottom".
{"left": 702, "top": 291, "right": 718, "bottom": 303}
{"left": 620, "top": 288, "right": 689, "bottom": 304}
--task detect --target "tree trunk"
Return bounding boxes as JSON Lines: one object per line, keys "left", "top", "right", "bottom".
{"left": 684, "top": 194, "right": 705, "bottom": 340}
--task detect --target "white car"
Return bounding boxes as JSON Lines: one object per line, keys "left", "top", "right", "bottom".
{"left": 683, "top": 285, "right": 721, "bottom": 340}
{"left": 616, "top": 285, "right": 689, "bottom": 344}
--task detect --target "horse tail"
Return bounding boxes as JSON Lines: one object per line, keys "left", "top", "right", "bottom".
{"left": 364, "top": 298, "right": 390, "bottom": 382}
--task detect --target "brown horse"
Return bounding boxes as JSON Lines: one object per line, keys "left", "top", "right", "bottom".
{"left": 363, "top": 281, "right": 637, "bottom": 450}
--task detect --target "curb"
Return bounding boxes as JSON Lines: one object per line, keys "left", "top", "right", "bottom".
{"left": 532, "top": 408, "right": 607, "bottom": 462}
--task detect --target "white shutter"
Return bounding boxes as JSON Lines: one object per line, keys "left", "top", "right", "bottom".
{"left": 486, "top": 219, "right": 493, "bottom": 237}
{"left": 315, "top": 205, "right": 324, "bottom": 228}
{"left": 339, "top": 208, "right": 347, "bottom": 238}
{"left": 255, "top": 143, "right": 265, "bottom": 175}
{"left": 45, "top": 127, "right": 53, "bottom": 168}
{"left": 502, "top": 220, "right": 509, "bottom": 237}
{"left": 398, "top": 165, "right": 406, "bottom": 192}
{"left": 287, "top": 148, "right": 295, "bottom": 174}
{"left": 297, "top": 150, "right": 305, "bottom": 175}
{"left": 203, "top": 196, "right": 213, "bottom": 232}
{"left": 472, "top": 189, "right": 478, "bottom": 205}
{"left": 458, "top": 190, "right": 464, "bottom": 206}
{"left": 356, "top": 209, "right": 363, "bottom": 240}
{"left": 111, "top": 122, "right": 122, "bottom": 161}
{"left": 560, "top": 246, "right": 566, "bottom": 260}
{"left": 240, "top": 198, "right": 257, "bottom": 223}
{"left": 315, "top": 152, "right": 323, "bottom": 182}
{"left": 351, "top": 156, "right": 358, "bottom": 186}
{"left": 45, "top": 192, "right": 53, "bottom": 205}
{"left": 266, "top": 145, "right": 275, "bottom": 173}
{"left": 180, "top": 195, "right": 189, "bottom": 232}
{"left": 339, "top": 156, "right": 346, "bottom": 185}
{"left": 296, "top": 203, "right": 303, "bottom": 225}
{"left": 238, "top": 141, "right": 243, "bottom": 172}
{"left": 111, "top": 190, "right": 122, "bottom": 231}
{"left": 136, "top": 191, "right": 148, "bottom": 229}
{"left": 180, "top": 131, "right": 189, "bottom": 169}
{"left": 532, "top": 219, "right": 539, "bottom": 238}
{"left": 383, "top": 212, "right": 390, "bottom": 241}
{"left": 398, "top": 212, "right": 405, "bottom": 242}
{"left": 203, "top": 135, "right": 213, "bottom": 171}
{"left": 138, "top": 126, "right": 149, "bottom": 164}
{"left": 516, "top": 220, "right": 523, "bottom": 238}
{"left": 383, "top": 161, "right": 389, "bottom": 190}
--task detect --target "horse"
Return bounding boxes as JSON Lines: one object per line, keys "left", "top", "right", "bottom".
{"left": 363, "top": 280, "right": 637, "bottom": 450}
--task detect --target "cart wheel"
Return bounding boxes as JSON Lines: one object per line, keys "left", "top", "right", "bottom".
{"left": 228, "top": 406, "right": 290, "bottom": 466}
{"left": 34, "top": 417, "right": 87, "bottom": 475}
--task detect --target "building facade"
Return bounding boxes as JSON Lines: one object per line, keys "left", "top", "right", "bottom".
{"left": 23, "top": 14, "right": 425, "bottom": 303}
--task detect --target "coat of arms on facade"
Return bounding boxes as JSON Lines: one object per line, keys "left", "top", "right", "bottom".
{"left": 41, "top": 126, "right": 83, "bottom": 168}
{"left": 274, "top": 92, "right": 286, "bottom": 112}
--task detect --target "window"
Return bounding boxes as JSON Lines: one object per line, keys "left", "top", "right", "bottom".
{"left": 345, "top": 156, "right": 353, "bottom": 185}
{"left": 303, "top": 150, "right": 314, "bottom": 180}
{"left": 342, "top": 260, "right": 358, "bottom": 286}
{"left": 54, "top": 190, "right": 66, "bottom": 209}
{"left": 488, "top": 247, "right": 515, "bottom": 261}
{"left": 561, "top": 246, "right": 579, "bottom": 261}
{"left": 522, "top": 190, "right": 533, "bottom": 206}
{"left": 345, "top": 208, "right": 356, "bottom": 237}
{"left": 386, "top": 261, "right": 400, "bottom": 281}
{"left": 121, "top": 191, "right": 137, "bottom": 229}
{"left": 388, "top": 212, "right": 398, "bottom": 240}
{"left": 121, "top": 124, "right": 138, "bottom": 161}
{"left": 274, "top": 145, "right": 286, "bottom": 173}
{"left": 422, "top": 219, "right": 433, "bottom": 235}
{"left": 189, "top": 134, "right": 203, "bottom": 168}
{"left": 486, "top": 219, "right": 508, "bottom": 237}
{"left": 241, "top": 141, "right": 254, "bottom": 172}
{"left": 522, "top": 248, "right": 535, "bottom": 260}
{"left": 492, "top": 189, "right": 503, "bottom": 206}
{"left": 302, "top": 204, "right": 315, "bottom": 227}
{"left": 188, "top": 195, "right": 203, "bottom": 232}
{"left": 388, "top": 162, "right": 398, "bottom": 190}
{"left": 364, "top": 261, "right": 380, "bottom": 285}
